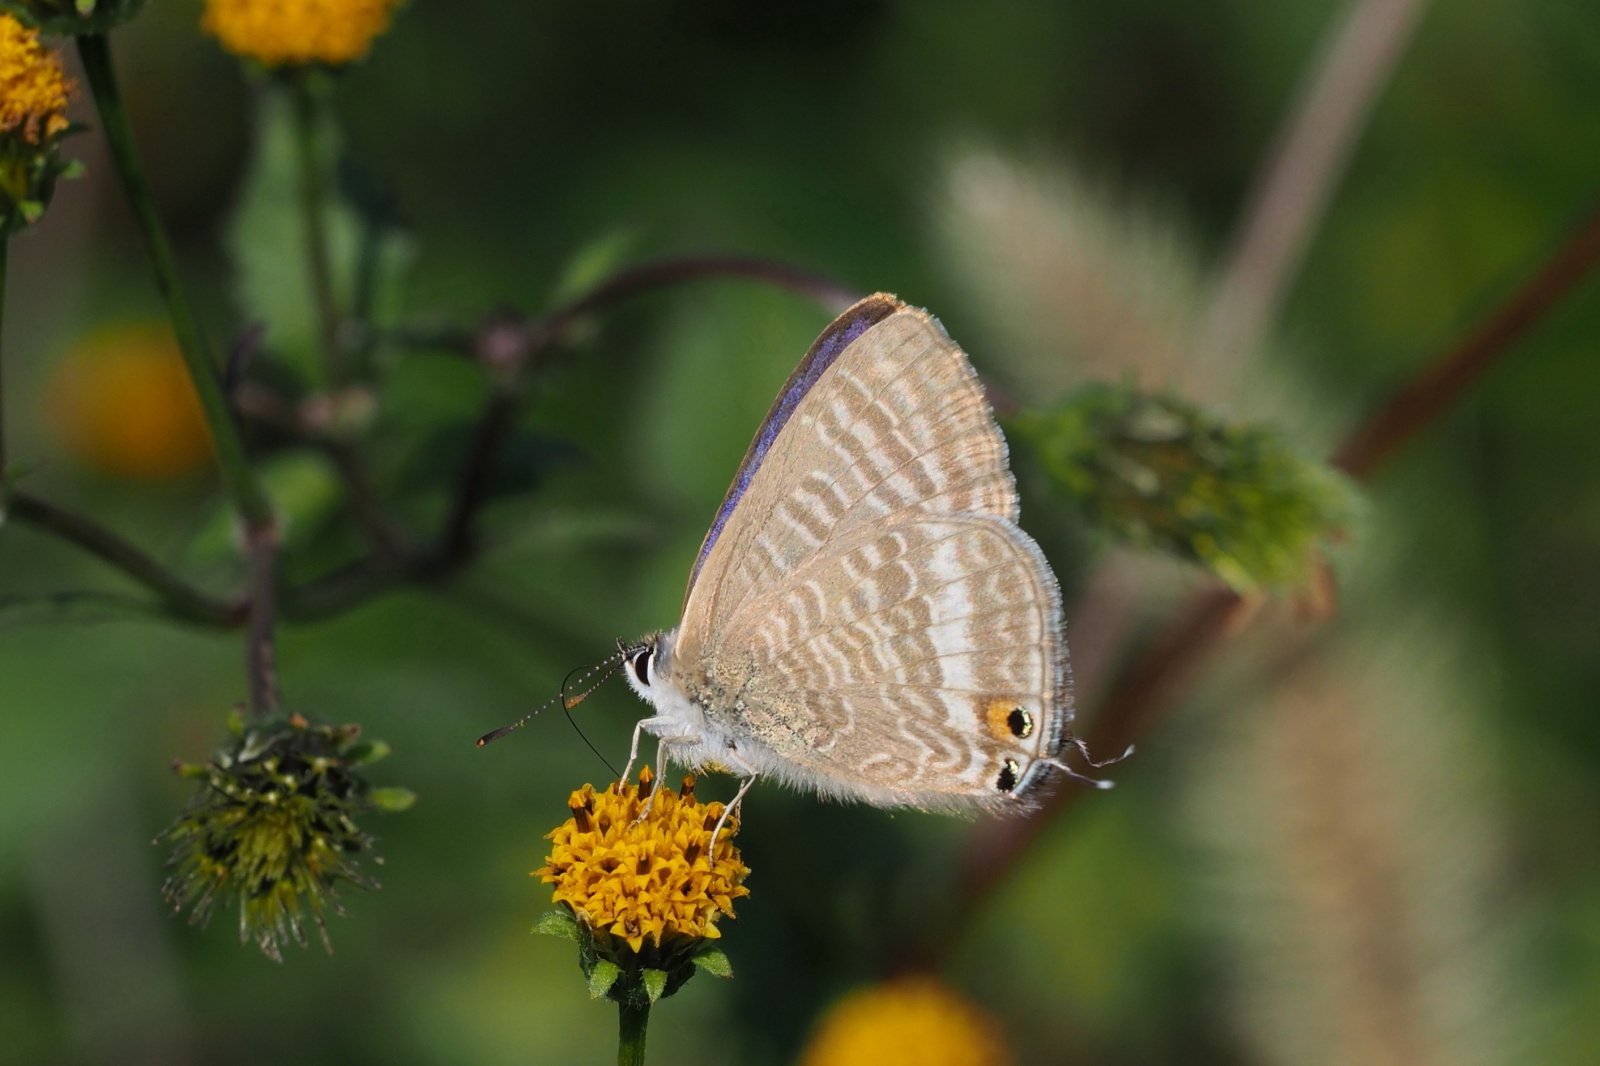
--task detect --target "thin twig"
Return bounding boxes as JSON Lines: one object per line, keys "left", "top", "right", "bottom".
{"left": 1200, "top": 0, "right": 1431, "bottom": 363}
{"left": 1334, "top": 197, "right": 1600, "bottom": 478}
{"left": 243, "top": 521, "right": 281, "bottom": 717}
{"left": 7, "top": 493, "right": 242, "bottom": 627}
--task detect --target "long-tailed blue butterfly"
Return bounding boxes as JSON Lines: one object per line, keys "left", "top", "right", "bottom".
{"left": 616, "top": 293, "right": 1119, "bottom": 821}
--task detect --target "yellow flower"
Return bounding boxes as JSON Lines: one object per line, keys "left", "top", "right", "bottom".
{"left": 201, "top": 0, "right": 400, "bottom": 68}
{"left": 536, "top": 766, "right": 750, "bottom": 954}
{"left": 0, "top": 13, "right": 71, "bottom": 144}
{"left": 799, "top": 977, "right": 1013, "bottom": 1066}
{"left": 47, "top": 324, "right": 215, "bottom": 480}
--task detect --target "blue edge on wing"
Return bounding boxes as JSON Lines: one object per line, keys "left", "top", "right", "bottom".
{"left": 683, "top": 292, "right": 904, "bottom": 599}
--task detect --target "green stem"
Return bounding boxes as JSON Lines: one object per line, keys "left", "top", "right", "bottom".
{"left": 0, "top": 237, "right": 7, "bottom": 476}
{"left": 290, "top": 72, "right": 344, "bottom": 386}
{"left": 617, "top": 1001, "right": 649, "bottom": 1066}
{"left": 75, "top": 33, "right": 273, "bottom": 530}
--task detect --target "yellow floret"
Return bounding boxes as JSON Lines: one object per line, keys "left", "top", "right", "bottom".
{"left": 535, "top": 767, "right": 751, "bottom": 953}
{"left": 0, "top": 13, "right": 72, "bottom": 144}
{"left": 201, "top": 0, "right": 400, "bottom": 67}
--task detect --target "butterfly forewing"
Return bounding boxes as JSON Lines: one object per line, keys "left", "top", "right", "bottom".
{"left": 666, "top": 296, "right": 1070, "bottom": 807}
{"left": 680, "top": 304, "right": 1018, "bottom": 635}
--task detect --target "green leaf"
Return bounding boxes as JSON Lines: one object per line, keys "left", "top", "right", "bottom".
{"left": 587, "top": 960, "right": 622, "bottom": 1000}
{"left": 547, "top": 227, "right": 636, "bottom": 307}
{"left": 641, "top": 968, "right": 669, "bottom": 1003}
{"left": 367, "top": 787, "right": 416, "bottom": 812}
{"left": 691, "top": 948, "right": 733, "bottom": 978}
{"left": 225, "top": 90, "right": 367, "bottom": 388}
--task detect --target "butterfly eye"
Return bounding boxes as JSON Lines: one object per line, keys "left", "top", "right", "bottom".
{"left": 631, "top": 649, "right": 653, "bottom": 686}
{"left": 996, "top": 758, "right": 1021, "bottom": 793}
{"left": 1006, "top": 707, "right": 1034, "bottom": 739}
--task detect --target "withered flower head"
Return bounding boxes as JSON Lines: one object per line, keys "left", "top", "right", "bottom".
{"left": 160, "top": 709, "right": 415, "bottom": 961}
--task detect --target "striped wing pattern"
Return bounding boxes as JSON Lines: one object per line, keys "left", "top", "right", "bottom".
{"left": 728, "top": 516, "right": 1062, "bottom": 804}
{"left": 671, "top": 299, "right": 1068, "bottom": 806}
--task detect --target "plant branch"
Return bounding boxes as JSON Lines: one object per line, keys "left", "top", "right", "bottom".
{"left": 1334, "top": 197, "right": 1600, "bottom": 478}
{"left": 1200, "top": 0, "right": 1430, "bottom": 362}
{"left": 77, "top": 34, "right": 273, "bottom": 531}
{"left": 243, "top": 521, "right": 281, "bottom": 717}
{"left": 7, "top": 492, "right": 242, "bottom": 627}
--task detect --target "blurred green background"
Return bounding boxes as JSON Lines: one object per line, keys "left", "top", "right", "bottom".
{"left": 3, "top": 1, "right": 1599, "bottom": 1063}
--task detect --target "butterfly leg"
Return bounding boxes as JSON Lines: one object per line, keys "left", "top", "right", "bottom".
{"left": 710, "top": 772, "right": 757, "bottom": 852}
{"left": 621, "top": 715, "right": 676, "bottom": 785}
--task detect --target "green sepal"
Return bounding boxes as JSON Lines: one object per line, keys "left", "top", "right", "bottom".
{"left": 367, "top": 787, "right": 416, "bottom": 812}
{"left": 641, "top": 969, "right": 669, "bottom": 1004}
{"left": 343, "top": 739, "right": 392, "bottom": 766}
{"left": 532, "top": 910, "right": 581, "bottom": 942}
{"left": 690, "top": 948, "right": 732, "bottom": 978}
{"left": 587, "top": 960, "right": 622, "bottom": 1000}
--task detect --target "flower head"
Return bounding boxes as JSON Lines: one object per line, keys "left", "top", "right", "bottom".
{"left": 160, "top": 709, "right": 415, "bottom": 961}
{"left": 48, "top": 324, "right": 215, "bottom": 480}
{"left": 1010, "top": 382, "right": 1358, "bottom": 591}
{"left": 0, "top": 13, "right": 68, "bottom": 142}
{"left": 201, "top": 0, "right": 401, "bottom": 68}
{"left": 0, "top": 12, "right": 78, "bottom": 232}
{"left": 799, "top": 977, "right": 1013, "bottom": 1066}
{"left": 534, "top": 767, "right": 748, "bottom": 1007}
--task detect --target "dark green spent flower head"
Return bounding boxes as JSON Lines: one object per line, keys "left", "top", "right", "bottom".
{"left": 1010, "top": 383, "right": 1359, "bottom": 591}
{"left": 159, "top": 709, "right": 415, "bottom": 962}
{"left": 0, "top": 0, "right": 147, "bottom": 35}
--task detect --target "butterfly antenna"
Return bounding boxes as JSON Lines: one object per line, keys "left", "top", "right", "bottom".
{"left": 559, "top": 659, "right": 622, "bottom": 778}
{"left": 475, "top": 654, "right": 622, "bottom": 748}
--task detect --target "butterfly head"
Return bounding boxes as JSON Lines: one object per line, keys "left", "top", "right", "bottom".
{"left": 620, "top": 631, "right": 671, "bottom": 702}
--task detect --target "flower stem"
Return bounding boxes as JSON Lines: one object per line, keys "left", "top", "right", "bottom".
{"left": 75, "top": 33, "right": 273, "bottom": 531}
{"left": 289, "top": 71, "right": 344, "bottom": 386}
{"left": 0, "top": 236, "right": 8, "bottom": 477}
{"left": 617, "top": 1001, "right": 649, "bottom": 1066}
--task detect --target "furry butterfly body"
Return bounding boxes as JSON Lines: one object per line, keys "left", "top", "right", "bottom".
{"left": 623, "top": 293, "right": 1078, "bottom": 811}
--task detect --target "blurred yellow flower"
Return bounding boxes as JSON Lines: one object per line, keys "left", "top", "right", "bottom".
{"left": 799, "top": 977, "right": 1012, "bottom": 1066}
{"left": 0, "top": 13, "right": 71, "bottom": 144}
{"left": 48, "top": 324, "right": 214, "bottom": 480}
{"left": 201, "top": 0, "right": 400, "bottom": 67}
{"left": 535, "top": 766, "right": 750, "bottom": 954}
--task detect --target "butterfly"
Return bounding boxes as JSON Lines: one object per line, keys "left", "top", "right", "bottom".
{"left": 616, "top": 293, "right": 1119, "bottom": 820}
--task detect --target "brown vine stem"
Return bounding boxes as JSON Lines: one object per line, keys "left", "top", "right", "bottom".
{"left": 938, "top": 192, "right": 1600, "bottom": 959}
{"left": 243, "top": 521, "right": 282, "bottom": 717}
{"left": 1334, "top": 197, "right": 1600, "bottom": 478}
